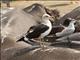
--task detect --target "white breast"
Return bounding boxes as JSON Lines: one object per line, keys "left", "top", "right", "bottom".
{"left": 40, "top": 20, "right": 52, "bottom": 38}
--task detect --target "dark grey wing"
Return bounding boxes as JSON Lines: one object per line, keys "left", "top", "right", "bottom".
{"left": 33, "top": 24, "right": 49, "bottom": 33}
{"left": 26, "top": 24, "right": 49, "bottom": 39}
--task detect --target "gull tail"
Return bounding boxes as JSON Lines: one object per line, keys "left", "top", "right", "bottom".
{"left": 16, "top": 37, "right": 39, "bottom": 46}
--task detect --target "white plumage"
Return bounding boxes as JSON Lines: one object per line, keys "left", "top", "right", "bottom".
{"left": 40, "top": 14, "right": 52, "bottom": 38}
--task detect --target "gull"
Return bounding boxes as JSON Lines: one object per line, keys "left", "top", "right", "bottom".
{"left": 17, "top": 14, "right": 52, "bottom": 47}
{"left": 56, "top": 18, "right": 76, "bottom": 46}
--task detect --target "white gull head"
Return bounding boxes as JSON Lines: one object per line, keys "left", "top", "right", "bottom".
{"left": 42, "top": 14, "right": 52, "bottom": 21}
{"left": 67, "top": 18, "right": 76, "bottom": 23}
{"left": 40, "top": 14, "right": 52, "bottom": 38}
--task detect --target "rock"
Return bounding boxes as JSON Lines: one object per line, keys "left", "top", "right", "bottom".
{"left": 1, "top": 46, "right": 80, "bottom": 60}
{"left": 56, "top": 33, "right": 80, "bottom": 41}
{"left": 23, "top": 3, "right": 60, "bottom": 23}
{"left": 59, "top": 6, "right": 80, "bottom": 24}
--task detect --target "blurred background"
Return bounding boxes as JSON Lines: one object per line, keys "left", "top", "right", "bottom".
{"left": 1, "top": 1, "right": 80, "bottom": 60}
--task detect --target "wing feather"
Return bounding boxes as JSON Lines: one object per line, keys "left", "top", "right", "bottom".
{"left": 26, "top": 24, "right": 49, "bottom": 39}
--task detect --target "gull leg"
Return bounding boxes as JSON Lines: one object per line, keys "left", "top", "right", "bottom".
{"left": 40, "top": 38, "right": 42, "bottom": 47}
{"left": 40, "top": 38, "right": 44, "bottom": 47}
{"left": 67, "top": 36, "right": 72, "bottom": 47}
{"left": 42, "top": 38, "right": 46, "bottom": 49}
{"left": 40, "top": 38, "right": 46, "bottom": 50}
{"left": 42, "top": 38, "right": 44, "bottom": 48}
